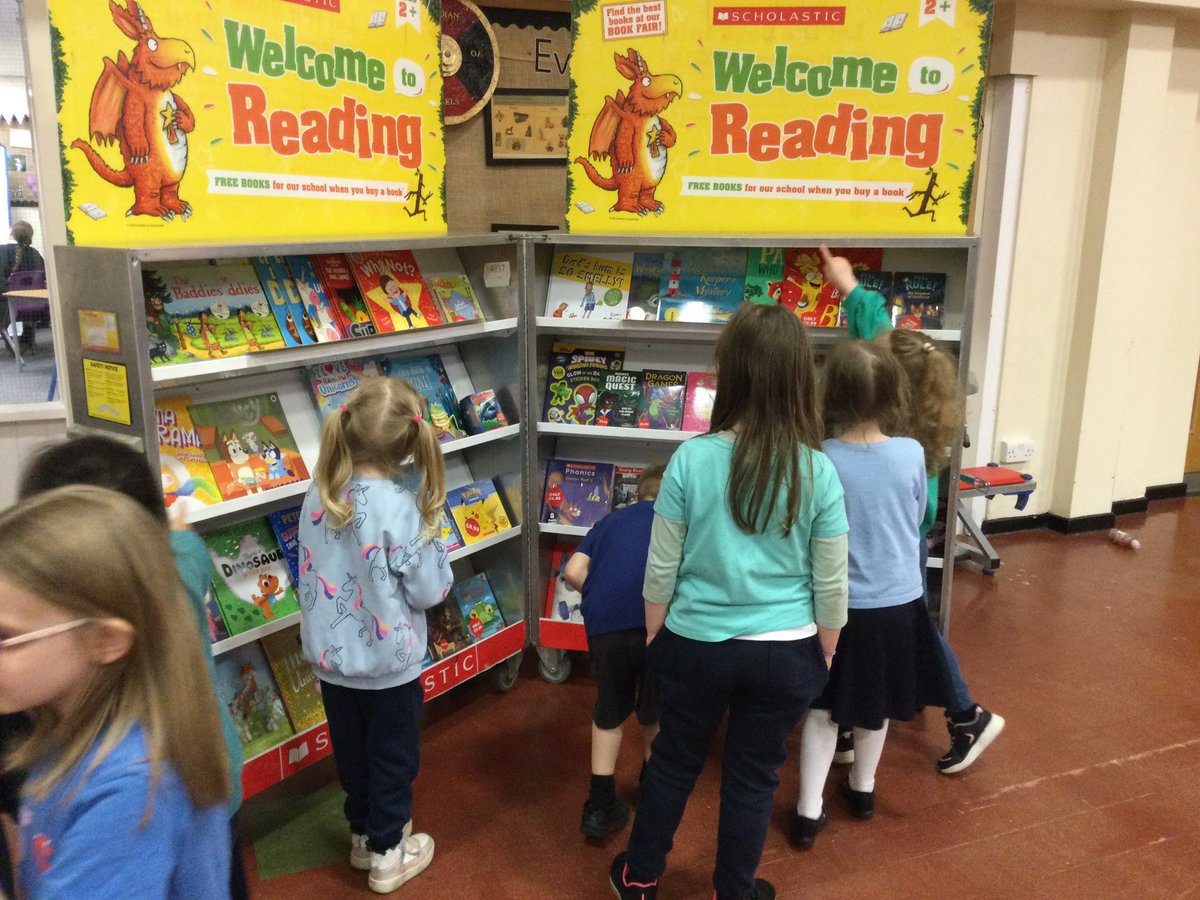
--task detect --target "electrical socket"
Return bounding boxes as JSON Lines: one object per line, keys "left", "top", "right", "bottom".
{"left": 1000, "top": 439, "right": 1035, "bottom": 463}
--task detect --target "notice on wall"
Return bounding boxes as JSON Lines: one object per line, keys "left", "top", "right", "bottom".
{"left": 82, "top": 358, "right": 132, "bottom": 426}
{"left": 50, "top": 0, "right": 446, "bottom": 246}
{"left": 78, "top": 309, "right": 121, "bottom": 353}
{"left": 566, "top": 0, "right": 993, "bottom": 235}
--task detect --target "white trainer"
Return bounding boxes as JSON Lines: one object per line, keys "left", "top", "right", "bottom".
{"left": 352, "top": 821, "right": 412, "bottom": 872}
{"left": 368, "top": 832, "right": 434, "bottom": 894}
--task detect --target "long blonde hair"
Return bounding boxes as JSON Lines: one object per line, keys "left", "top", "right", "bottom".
{"left": 315, "top": 376, "right": 446, "bottom": 536}
{"left": 883, "top": 329, "right": 963, "bottom": 475}
{"left": 2, "top": 487, "right": 229, "bottom": 810}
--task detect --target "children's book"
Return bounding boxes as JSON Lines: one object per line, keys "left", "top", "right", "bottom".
{"left": 541, "top": 343, "right": 626, "bottom": 426}
{"left": 438, "top": 506, "right": 464, "bottom": 553}
{"left": 213, "top": 642, "right": 295, "bottom": 758}
{"left": 781, "top": 248, "right": 883, "bottom": 328}
{"left": 204, "top": 588, "right": 230, "bottom": 644}
{"left": 260, "top": 625, "right": 326, "bottom": 732}
{"left": 205, "top": 518, "right": 302, "bottom": 635}
{"left": 639, "top": 369, "right": 687, "bottom": 430}
{"left": 253, "top": 256, "right": 318, "bottom": 346}
{"left": 743, "top": 247, "right": 788, "bottom": 304}
{"left": 544, "top": 543, "right": 584, "bottom": 623}
{"left": 612, "top": 465, "right": 643, "bottom": 510}
{"left": 426, "top": 601, "right": 473, "bottom": 660}
{"left": 154, "top": 395, "right": 222, "bottom": 509}
{"left": 188, "top": 393, "right": 310, "bottom": 501}
{"left": 655, "top": 247, "right": 747, "bottom": 323}
{"left": 544, "top": 250, "right": 633, "bottom": 320}
{"left": 445, "top": 479, "right": 513, "bottom": 544}
{"left": 595, "top": 370, "right": 643, "bottom": 428}
{"left": 306, "top": 358, "right": 385, "bottom": 420}
{"left": 285, "top": 255, "right": 346, "bottom": 342}
{"left": 452, "top": 573, "right": 506, "bottom": 641}
{"left": 683, "top": 372, "right": 718, "bottom": 433}
{"left": 347, "top": 250, "right": 443, "bottom": 334}
{"left": 310, "top": 253, "right": 378, "bottom": 339}
{"left": 540, "top": 459, "right": 613, "bottom": 527}
{"left": 412, "top": 249, "right": 486, "bottom": 323}
{"left": 142, "top": 263, "right": 270, "bottom": 365}
{"left": 847, "top": 270, "right": 895, "bottom": 327}
{"left": 266, "top": 506, "right": 302, "bottom": 586}
{"left": 383, "top": 354, "right": 467, "bottom": 442}
{"left": 459, "top": 390, "right": 508, "bottom": 434}
{"left": 892, "top": 272, "right": 947, "bottom": 330}
{"left": 627, "top": 252, "right": 665, "bottom": 320}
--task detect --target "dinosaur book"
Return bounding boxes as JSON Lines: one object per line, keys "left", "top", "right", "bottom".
{"left": 445, "top": 479, "right": 513, "bottom": 545}
{"left": 260, "top": 625, "right": 326, "bottom": 733}
{"left": 544, "top": 250, "right": 633, "bottom": 320}
{"left": 205, "top": 518, "right": 301, "bottom": 637}
{"left": 213, "top": 642, "right": 295, "bottom": 758}
{"left": 382, "top": 354, "right": 467, "bottom": 443}
{"left": 452, "top": 573, "right": 506, "bottom": 642}
{"left": 310, "top": 254, "right": 378, "bottom": 339}
{"left": 541, "top": 343, "right": 626, "bottom": 426}
{"left": 347, "top": 250, "right": 443, "bottom": 333}
{"left": 540, "top": 459, "right": 613, "bottom": 528}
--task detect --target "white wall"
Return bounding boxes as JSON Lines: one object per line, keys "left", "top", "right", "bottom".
{"left": 0, "top": 409, "right": 65, "bottom": 506}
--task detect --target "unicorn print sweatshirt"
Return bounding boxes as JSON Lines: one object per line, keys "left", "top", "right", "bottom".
{"left": 298, "top": 475, "right": 454, "bottom": 690}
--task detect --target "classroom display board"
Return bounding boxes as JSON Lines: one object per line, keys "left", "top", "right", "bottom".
{"left": 50, "top": 0, "right": 446, "bottom": 246}
{"left": 565, "top": 0, "right": 993, "bottom": 235}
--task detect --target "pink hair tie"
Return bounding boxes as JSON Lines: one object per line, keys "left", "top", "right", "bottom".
{"left": 413, "top": 413, "right": 423, "bottom": 424}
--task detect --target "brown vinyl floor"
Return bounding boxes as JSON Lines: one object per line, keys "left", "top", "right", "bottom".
{"left": 244, "top": 497, "right": 1200, "bottom": 899}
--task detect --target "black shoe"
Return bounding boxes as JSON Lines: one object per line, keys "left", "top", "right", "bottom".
{"left": 833, "top": 730, "right": 854, "bottom": 765}
{"left": 839, "top": 779, "right": 875, "bottom": 819}
{"left": 789, "top": 808, "right": 826, "bottom": 851}
{"left": 938, "top": 707, "right": 1006, "bottom": 774}
{"left": 609, "top": 852, "right": 657, "bottom": 899}
{"left": 748, "top": 878, "right": 776, "bottom": 899}
{"left": 583, "top": 797, "right": 630, "bottom": 838}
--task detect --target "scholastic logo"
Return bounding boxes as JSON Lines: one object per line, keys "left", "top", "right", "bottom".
{"left": 281, "top": 0, "right": 341, "bottom": 11}
{"left": 712, "top": 6, "right": 846, "bottom": 25}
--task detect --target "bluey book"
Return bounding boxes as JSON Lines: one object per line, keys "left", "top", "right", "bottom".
{"left": 310, "top": 253, "right": 378, "bottom": 339}
{"left": 213, "top": 642, "right": 295, "bottom": 758}
{"left": 205, "top": 518, "right": 302, "bottom": 635}
{"left": 540, "top": 459, "right": 613, "bottom": 527}
{"left": 544, "top": 250, "right": 633, "bottom": 320}
{"left": 426, "top": 601, "right": 473, "bottom": 660}
{"left": 782, "top": 248, "right": 883, "bottom": 328}
{"left": 266, "top": 506, "right": 302, "bottom": 586}
{"left": 347, "top": 250, "right": 443, "bottom": 333}
{"left": 595, "top": 370, "right": 643, "bottom": 428}
{"left": 306, "top": 358, "right": 386, "bottom": 420}
{"left": 612, "top": 465, "right": 642, "bottom": 510}
{"left": 438, "top": 506, "right": 464, "bottom": 553}
{"left": 383, "top": 354, "right": 467, "bottom": 443}
{"left": 892, "top": 272, "right": 947, "bottom": 330}
{"left": 743, "top": 247, "right": 788, "bottom": 304}
{"left": 655, "top": 247, "right": 747, "bottom": 323}
{"left": 639, "top": 369, "right": 687, "bottom": 430}
{"left": 154, "top": 395, "right": 222, "bottom": 510}
{"left": 260, "top": 625, "right": 326, "bottom": 732}
{"left": 253, "top": 256, "right": 318, "bottom": 346}
{"left": 188, "top": 393, "right": 310, "bottom": 501}
{"left": 445, "top": 479, "right": 513, "bottom": 544}
{"left": 544, "top": 543, "right": 583, "bottom": 623}
{"left": 682, "top": 372, "right": 718, "bottom": 433}
{"left": 142, "top": 263, "right": 270, "bottom": 365}
{"left": 286, "top": 255, "right": 346, "bottom": 342}
{"left": 452, "top": 573, "right": 506, "bottom": 641}
{"left": 627, "top": 252, "right": 664, "bottom": 320}
{"left": 541, "top": 343, "right": 626, "bottom": 426}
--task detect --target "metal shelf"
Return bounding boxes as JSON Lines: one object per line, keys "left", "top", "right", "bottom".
{"left": 211, "top": 611, "right": 301, "bottom": 657}
{"left": 537, "top": 422, "right": 702, "bottom": 443}
{"left": 448, "top": 524, "right": 523, "bottom": 563}
{"left": 538, "top": 522, "right": 590, "bottom": 538}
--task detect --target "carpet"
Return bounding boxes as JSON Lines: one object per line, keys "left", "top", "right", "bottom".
{"left": 244, "top": 783, "right": 348, "bottom": 880}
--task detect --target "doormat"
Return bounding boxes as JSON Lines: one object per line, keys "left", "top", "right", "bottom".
{"left": 244, "top": 783, "right": 348, "bottom": 881}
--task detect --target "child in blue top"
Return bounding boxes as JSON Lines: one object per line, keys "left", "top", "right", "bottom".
{"left": 0, "top": 487, "right": 231, "bottom": 898}
{"left": 794, "top": 340, "right": 955, "bottom": 850}
{"left": 564, "top": 464, "right": 666, "bottom": 840}
{"left": 298, "top": 376, "right": 453, "bottom": 895}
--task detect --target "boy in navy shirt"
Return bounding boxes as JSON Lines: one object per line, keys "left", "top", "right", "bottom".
{"left": 564, "top": 464, "right": 665, "bottom": 839}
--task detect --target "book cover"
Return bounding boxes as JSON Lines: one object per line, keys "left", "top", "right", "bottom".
{"left": 213, "top": 642, "right": 295, "bottom": 758}
{"left": 347, "top": 250, "right": 443, "bottom": 333}
{"left": 627, "top": 251, "right": 664, "bottom": 320}
{"left": 266, "top": 506, "right": 302, "bottom": 587}
{"left": 205, "top": 518, "right": 302, "bottom": 635}
{"left": 612, "top": 465, "right": 643, "bottom": 510}
{"left": 544, "top": 543, "right": 583, "bottom": 623}
{"left": 426, "top": 273, "right": 485, "bottom": 323}
{"left": 154, "top": 395, "right": 222, "bottom": 509}
{"left": 892, "top": 272, "right": 947, "bottom": 330}
{"left": 683, "top": 372, "right": 718, "bottom": 433}
{"left": 260, "top": 625, "right": 326, "bottom": 732}
{"left": 253, "top": 256, "right": 318, "bottom": 346}
{"left": 383, "top": 354, "right": 467, "bottom": 443}
{"left": 205, "top": 588, "right": 230, "bottom": 644}
{"left": 306, "top": 358, "right": 385, "bottom": 420}
{"left": 781, "top": 248, "right": 884, "bottom": 328}
{"left": 445, "top": 479, "right": 513, "bottom": 544}
{"left": 743, "top": 247, "right": 787, "bottom": 304}
{"left": 452, "top": 573, "right": 506, "bottom": 641}
{"left": 540, "top": 459, "right": 613, "bottom": 527}
{"left": 285, "top": 255, "right": 346, "bottom": 342}
{"left": 655, "top": 247, "right": 747, "bottom": 323}
{"left": 544, "top": 250, "right": 632, "bottom": 320}
{"left": 189, "top": 393, "right": 310, "bottom": 501}
{"left": 541, "top": 344, "right": 626, "bottom": 426}
{"left": 438, "top": 506, "right": 464, "bottom": 553}
{"left": 310, "top": 253, "right": 378, "bottom": 339}
{"left": 595, "top": 369, "right": 643, "bottom": 428}
{"left": 849, "top": 270, "right": 895, "bottom": 327}
{"left": 639, "top": 369, "right": 687, "bottom": 430}
{"left": 142, "top": 263, "right": 268, "bottom": 365}
{"left": 459, "top": 390, "right": 508, "bottom": 435}
{"left": 426, "top": 601, "right": 473, "bottom": 660}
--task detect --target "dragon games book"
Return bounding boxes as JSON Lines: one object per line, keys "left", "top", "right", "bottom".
{"left": 541, "top": 343, "right": 626, "bottom": 426}
{"left": 639, "top": 369, "right": 686, "bottom": 430}
{"left": 347, "top": 250, "right": 444, "bottom": 333}
{"left": 452, "top": 573, "right": 506, "bottom": 641}
{"left": 154, "top": 395, "right": 222, "bottom": 510}
{"left": 310, "top": 253, "right": 378, "bottom": 339}
{"left": 544, "top": 250, "right": 632, "bottom": 320}
{"left": 445, "top": 479, "right": 513, "bottom": 544}
{"left": 306, "top": 358, "right": 385, "bottom": 420}
{"left": 260, "top": 625, "right": 326, "bottom": 732}
{"left": 383, "top": 354, "right": 467, "bottom": 443}
{"left": 595, "top": 370, "right": 643, "bottom": 428}
{"left": 205, "top": 518, "right": 301, "bottom": 636}
{"left": 540, "top": 459, "right": 613, "bottom": 528}
{"left": 213, "top": 642, "right": 295, "bottom": 758}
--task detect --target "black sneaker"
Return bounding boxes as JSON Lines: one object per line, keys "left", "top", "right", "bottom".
{"left": 748, "top": 878, "right": 776, "bottom": 899}
{"left": 609, "top": 852, "right": 657, "bottom": 899}
{"left": 583, "top": 798, "right": 630, "bottom": 838}
{"left": 938, "top": 707, "right": 1006, "bottom": 774}
{"left": 833, "top": 730, "right": 854, "bottom": 765}
{"left": 839, "top": 779, "right": 875, "bottom": 820}
{"left": 788, "top": 808, "right": 827, "bottom": 851}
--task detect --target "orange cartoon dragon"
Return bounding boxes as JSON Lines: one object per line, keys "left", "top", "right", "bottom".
{"left": 575, "top": 49, "right": 682, "bottom": 216}
{"left": 71, "top": 0, "right": 196, "bottom": 221}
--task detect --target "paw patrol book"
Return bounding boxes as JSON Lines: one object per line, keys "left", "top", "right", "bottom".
{"left": 154, "top": 395, "right": 222, "bottom": 510}
{"left": 383, "top": 354, "right": 467, "bottom": 443}
{"left": 253, "top": 256, "right": 318, "bottom": 347}
{"left": 445, "top": 479, "right": 513, "bottom": 545}
{"left": 541, "top": 343, "right": 626, "bottom": 426}
{"left": 310, "top": 253, "right": 378, "bottom": 339}
{"left": 452, "top": 573, "right": 506, "bottom": 641}
{"left": 260, "top": 625, "right": 326, "bottom": 732}
{"left": 213, "top": 642, "right": 295, "bottom": 758}
{"left": 142, "top": 262, "right": 268, "bottom": 366}
{"left": 285, "top": 255, "right": 346, "bottom": 342}
{"left": 205, "top": 518, "right": 301, "bottom": 636}
{"left": 189, "top": 393, "right": 310, "bottom": 502}
{"left": 347, "top": 250, "right": 443, "bottom": 333}
{"left": 540, "top": 459, "right": 613, "bottom": 528}
{"left": 544, "top": 250, "right": 632, "bottom": 320}
{"left": 306, "top": 358, "right": 386, "bottom": 420}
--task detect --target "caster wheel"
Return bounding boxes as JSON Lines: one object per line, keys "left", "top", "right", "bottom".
{"left": 492, "top": 654, "right": 521, "bottom": 692}
{"left": 538, "top": 654, "right": 572, "bottom": 684}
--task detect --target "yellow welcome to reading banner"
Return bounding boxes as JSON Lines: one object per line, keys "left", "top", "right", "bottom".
{"left": 52, "top": 0, "right": 446, "bottom": 246}
{"left": 567, "top": 0, "right": 992, "bottom": 235}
